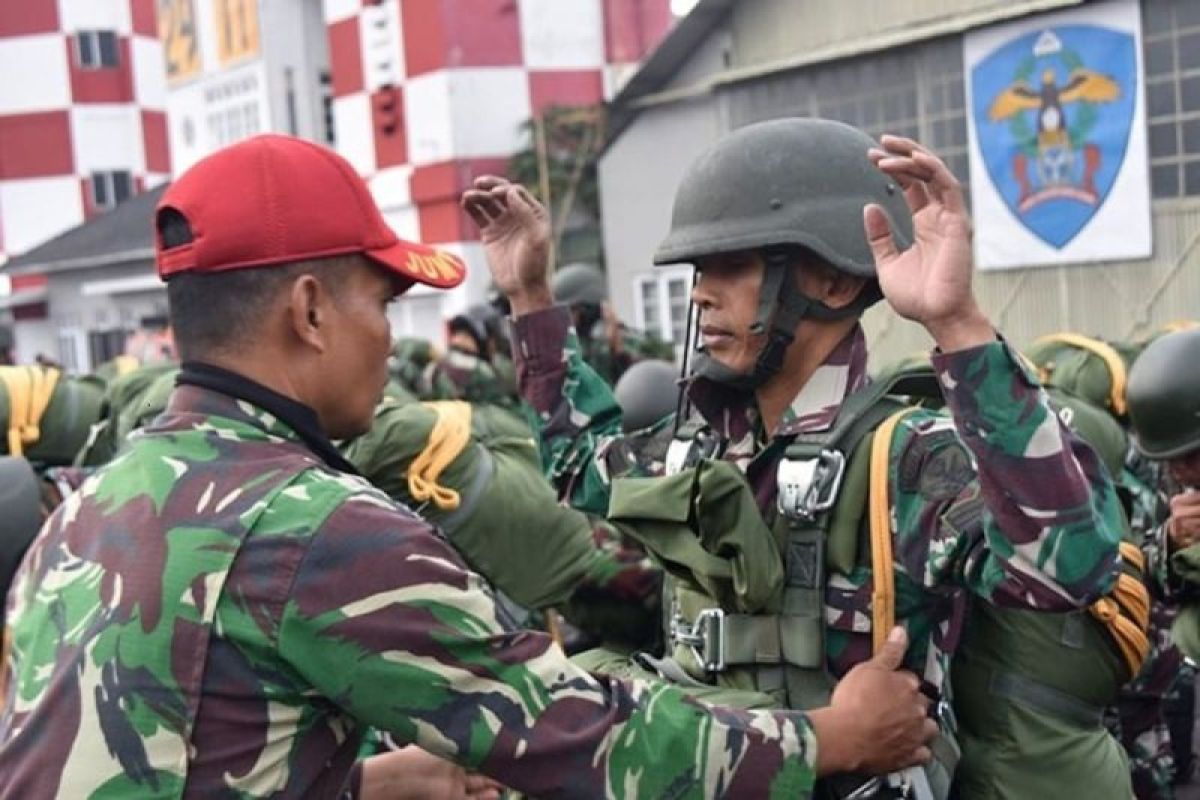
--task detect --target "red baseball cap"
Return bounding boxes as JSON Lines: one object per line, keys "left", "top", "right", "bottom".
{"left": 155, "top": 134, "right": 465, "bottom": 291}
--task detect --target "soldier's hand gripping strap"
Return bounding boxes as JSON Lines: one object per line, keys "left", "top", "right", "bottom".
{"left": 408, "top": 400, "right": 473, "bottom": 510}
{"left": 1089, "top": 541, "right": 1151, "bottom": 677}
{"left": 0, "top": 366, "right": 60, "bottom": 457}
{"left": 868, "top": 408, "right": 919, "bottom": 655}
{"left": 1032, "top": 333, "right": 1129, "bottom": 416}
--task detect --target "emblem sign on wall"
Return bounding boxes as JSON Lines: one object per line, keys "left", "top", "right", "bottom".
{"left": 964, "top": 0, "right": 1152, "bottom": 269}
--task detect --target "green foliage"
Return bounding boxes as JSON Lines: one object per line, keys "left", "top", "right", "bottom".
{"left": 1061, "top": 48, "right": 1084, "bottom": 72}
{"left": 507, "top": 105, "right": 606, "bottom": 267}
{"left": 1009, "top": 113, "right": 1038, "bottom": 158}
{"left": 1070, "top": 102, "right": 1098, "bottom": 150}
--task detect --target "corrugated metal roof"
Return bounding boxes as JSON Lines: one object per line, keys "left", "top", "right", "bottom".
{"left": 2, "top": 184, "right": 166, "bottom": 276}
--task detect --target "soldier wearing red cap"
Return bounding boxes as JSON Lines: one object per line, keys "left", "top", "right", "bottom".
{"left": 1, "top": 135, "right": 933, "bottom": 799}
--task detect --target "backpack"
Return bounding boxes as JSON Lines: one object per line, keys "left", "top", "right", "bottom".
{"left": 0, "top": 366, "right": 104, "bottom": 467}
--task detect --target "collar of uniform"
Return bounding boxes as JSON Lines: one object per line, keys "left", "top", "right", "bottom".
{"left": 176, "top": 361, "right": 361, "bottom": 475}
{"left": 686, "top": 325, "right": 869, "bottom": 440}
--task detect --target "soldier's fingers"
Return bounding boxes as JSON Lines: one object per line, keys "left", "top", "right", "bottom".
{"left": 912, "top": 150, "right": 966, "bottom": 215}
{"left": 906, "top": 746, "right": 934, "bottom": 767}
{"left": 461, "top": 193, "right": 498, "bottom": 227}
{"left": 458, "top": 190, "right": 506, "bottom": 224}
{"left": 875, "top": 156, "right": 936, "bottom": 184}
{"left": 864, "top": 204, "right": 901, "bottom": 267}
{"left": 473, "top": 175, "right": 510, "bottom": 191}
{"left": 878, "top": 134, "right": 931, "bottom": 159}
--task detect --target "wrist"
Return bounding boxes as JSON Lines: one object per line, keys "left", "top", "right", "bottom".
{"left": 808, "top": 706, "right": 861, "bottom": 775}
{"left": 925, "top": 307, "right": 994, "bottom": 353}
{"left": 508, "top": 284, "right": 554, "bottom": 317}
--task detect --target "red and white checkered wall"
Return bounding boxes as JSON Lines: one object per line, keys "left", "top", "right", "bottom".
{"left": 0, "top": 0, "right": 170, "bottom": 261}
{"left": 323, "top": 0, "right": 672, "bottom": 305}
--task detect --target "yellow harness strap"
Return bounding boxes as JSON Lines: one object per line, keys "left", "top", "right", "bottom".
{"left": 1089, "top": 540, "right": 1152, "bottom": 676}
{"left": 112, "top": 354, "right": 140, "bottom": 377}
{"left": 1033, "top": 332, "right": 1129, "bottom": 416}
{"left": 869, "top": 407, "right": 919, "bottom": 655}
{"left": 0, "top": 366, "right": 60, "bottom": 457}
{"left": 408, "top": 401, "right": 473, "bottom": 511}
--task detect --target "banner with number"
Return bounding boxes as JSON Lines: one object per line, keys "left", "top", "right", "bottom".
{"left": 215, "top": 0, "right": 260, "bottom": 66}
{"left": 964, "top": 0, "right": 1151, "bottom": 269}
{"left": 159, "top": 0, "right": 201, "bottom": 84}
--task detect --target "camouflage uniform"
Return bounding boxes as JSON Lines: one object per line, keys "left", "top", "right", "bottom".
{"left": 512, "top": 306, "right": 1124, "bottom": 698}
{"left": 1, "top": 366, "right": 823, "bottom": 798}
{"left": 1116, "top": 458, "right": 1195, "bottom": 799}
{"left": 422, "top": 348, "right": 520, "bottom": 406}
{"left": 580, "top": 321, "right": 675, "bottom": 387}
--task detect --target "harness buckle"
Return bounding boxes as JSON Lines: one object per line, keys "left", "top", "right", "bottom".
{"left": 777, "top": 449, "right": 847, "bottom": 521}
{"left": 670, "top": 607, "right": 726, "bottom": 672}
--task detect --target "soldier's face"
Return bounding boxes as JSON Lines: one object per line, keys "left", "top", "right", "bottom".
{"left": 320, "top": 261, "right": 399, "bottom": 439}
{"left": 693, "top": 251, "right": 767, "bottom": 375}
{"left": 1168, "top": 448, "right": 1200, "bottom": 489}
{"left": 692, "top": 249, "right": 837, "bottom": 374}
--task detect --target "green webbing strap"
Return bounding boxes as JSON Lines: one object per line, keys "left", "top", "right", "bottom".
{"left": 989, "top": 669, "right": 1106, "bottom": 728}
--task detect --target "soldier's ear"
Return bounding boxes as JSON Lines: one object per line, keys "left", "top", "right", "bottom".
{"left": 800, "top": 261, "right": 866, "bottom": 310}
{"left": 289, "top": 274, "right": 329, "bottom": 353}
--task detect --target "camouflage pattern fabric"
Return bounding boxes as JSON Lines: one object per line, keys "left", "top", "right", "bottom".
{"left": 422, "top": 348, "right": 520, "bottom": 406}
{"left": 1115, "top": 457, "right": 1194, "bottom": 799}
{"left": 580, "top": 321, "right": 676, "bottom": 387}
{"left": 389, "top": 336, "right": 438, "bottom": 398}
{"left": 511, "top": 306, "right": 1125, "bottom": 692}
{"left": 1, "top": 378, "right": 823, "bottom": 799}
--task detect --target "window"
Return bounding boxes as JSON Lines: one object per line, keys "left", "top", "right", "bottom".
{"left": 91, "top": 171, "right": 133, "bottom": 210}
{"left": 75, "top": 30, "right": 119, "bottom": 69}
{"left": 1143, "top": 0, "right": 1200, "bottom": 197}
{"left": 635, "top": 267, "right": 693, "bottom": 353}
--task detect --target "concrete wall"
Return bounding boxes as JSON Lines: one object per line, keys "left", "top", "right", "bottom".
{"left": 599, "top": 21, "right": 732, "bottom": 326}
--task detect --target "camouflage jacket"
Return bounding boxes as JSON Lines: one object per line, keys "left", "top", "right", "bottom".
{"left": 423, "top": 348, "right": 520, "bottom": 405}
{"left": 1, "top": 365, "right": 821, "bottom": 799}
{"left": 581, "top": 322, "right": 676, "bottom": 386}
{"left": 512, "top": 306, "right": 1126, "bottom": 692}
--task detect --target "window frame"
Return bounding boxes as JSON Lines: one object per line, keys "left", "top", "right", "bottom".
{"left": 74, "top": 30, "right": 119, "bottom": 70}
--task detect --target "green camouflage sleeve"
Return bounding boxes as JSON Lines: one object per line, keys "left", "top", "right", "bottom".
{"left": 513, "top": 307, "right": 631, "bottom": 515}
{"left": 278, "top": 490, "right": 819, "bottom": 798}
{"left": 890, "top": 341, "right": 1124, "bottom": 608}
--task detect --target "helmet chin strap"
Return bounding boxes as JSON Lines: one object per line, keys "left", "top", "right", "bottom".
{"left": 692, "top": 247, "right": 861, "bottom": 393}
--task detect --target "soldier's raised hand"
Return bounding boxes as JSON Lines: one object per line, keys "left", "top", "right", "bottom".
{"left": 865, "top": 136, "right": 994, "bottom": 352}
{"left": 462, "top": 176, "right": 553, "bottom": 315}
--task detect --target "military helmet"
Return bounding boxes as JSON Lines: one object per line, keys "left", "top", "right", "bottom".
{"left": 447, "top": 312, "right": 489, "bottom": 355}
{"left": 1127, "top": 328, "right": 1200, "bottom": 460}
{"left": 614, "top": 359, "right": 679, "bottom": 433}
{"left": 0, "top": 456, "right": 43, "bottom": 629}
{"left": 551, "top": 262, "right": 607, "bottom": 306}
{"left": 653, "top": 117, "right": 913, "bottom": 286}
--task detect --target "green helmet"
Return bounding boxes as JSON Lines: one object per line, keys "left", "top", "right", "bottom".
{"left": 654, "top": 118, "right": 913, "bottom": 390}
{"left": 551, "top": 262, "right": 607, "bottom": 306}
{"left": 1127, "top": 328, "right": 1200, "bottom": 460}
{"left": 0, "top": 455, "right": 42, "bottom": 631}
{"left": 654, "top": 118, "right": 912, "bottom": 280}
{"left": 614, "top": 359, "right": 679, "bottom": 433}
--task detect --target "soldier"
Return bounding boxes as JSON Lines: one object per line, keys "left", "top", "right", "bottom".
{"left": 0, "top": 134, "right": 934, "bottom": 798}
{"left": 1125, "top": 328, "right": 1200, "bottom": 797}
{"left": 551, "top": 262, "right": 675, "bottom": 384}
{"left": 465, "top": 118, "right": 1128, "bottom": 797}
